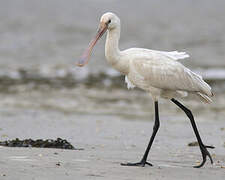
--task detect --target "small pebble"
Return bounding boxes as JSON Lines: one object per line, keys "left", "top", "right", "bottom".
{"left": 188, "top": 141, "right": 198, "bottom": 146}
{"left": 56, "top": 162, "right": 61, "bottom": 166}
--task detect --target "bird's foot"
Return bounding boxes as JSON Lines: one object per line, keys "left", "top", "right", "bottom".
{"left": 194, "top": 144, "right": 215, "bottom": 168}
{"left": 121, "top": 160, "right": 153, "bottom": 167}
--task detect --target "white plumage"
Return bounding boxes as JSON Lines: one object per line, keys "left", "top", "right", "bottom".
{"left": 146, "top": 50, "right": 190, "bottom": 60}
{"left": 125, "top": 75, "right": 135, "bottom": 89}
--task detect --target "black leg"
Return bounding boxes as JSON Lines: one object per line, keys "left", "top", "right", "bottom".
{"left": 121, "top": 101, "right": 160, "bottom": 167}
{"left": 171, "top": 98, "right": 214, "bottom": 168}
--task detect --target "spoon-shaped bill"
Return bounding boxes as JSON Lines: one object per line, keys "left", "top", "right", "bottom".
{"left": 76, "top": 23, "right": 107, "bottom": 67}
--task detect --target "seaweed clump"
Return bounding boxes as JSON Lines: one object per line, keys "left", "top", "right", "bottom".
{"left": 0, "top": 138, "right": 78, "bottom": 150}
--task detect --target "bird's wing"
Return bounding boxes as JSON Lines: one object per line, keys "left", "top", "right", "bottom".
{"left": 149, "top": 50, "right": 190, "bottom": 60}
{"left": 132, "top": 57, "right": 212, "bottom": 96}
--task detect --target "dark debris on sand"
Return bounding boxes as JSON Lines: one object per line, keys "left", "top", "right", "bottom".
{"left": 0, "top": 138, "right": 83, "bottom": 150}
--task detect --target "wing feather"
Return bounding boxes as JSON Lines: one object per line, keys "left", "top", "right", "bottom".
{"left": 123, "top": 48, "right": 189, "bottom": 61}
{"left": 150, "top": 50, "right": 190, "bottom": 60}
{"left": 132, "top": 56, "right": 212, "bottom": 96}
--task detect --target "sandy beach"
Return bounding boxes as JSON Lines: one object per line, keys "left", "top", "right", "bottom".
{"left": 0, "top": 87, "right": 224, "bottom": 180}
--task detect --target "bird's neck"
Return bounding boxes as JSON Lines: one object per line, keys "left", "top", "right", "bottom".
{"left": 105, "top": 28, "right": 121, "bottom": 66}
{"left": 105, "top": 27, "right": 128, "bottom": 74}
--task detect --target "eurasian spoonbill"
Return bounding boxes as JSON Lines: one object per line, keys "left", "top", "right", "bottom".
{"left": 77, "top": 12, "right": 214, "bottom": 168}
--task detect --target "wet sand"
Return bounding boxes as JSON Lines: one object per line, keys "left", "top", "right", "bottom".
{"left": 0, "top": 87, "right": 224, "bottom": 180}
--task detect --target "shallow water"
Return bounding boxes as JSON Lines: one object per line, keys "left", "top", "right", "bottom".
{"left": 0, "top": 85, "right": 224, "bottom": 123}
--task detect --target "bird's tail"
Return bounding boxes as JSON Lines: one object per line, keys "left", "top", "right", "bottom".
{"left": 199, "top": 80, "right": 213, "bottom": 97}
{"left": 191, "top": 71, "right": 213, "bottom": 97}
{"left": 196, "top": 92, "right": 212, "bottom": 104}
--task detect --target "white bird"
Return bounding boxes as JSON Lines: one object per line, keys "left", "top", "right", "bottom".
{"left": 77, "top": 12, "right": 214, "bottom": 168}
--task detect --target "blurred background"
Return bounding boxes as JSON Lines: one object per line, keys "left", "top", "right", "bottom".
{"left": 0, "top": 0, "right": 224, "bottom": 141}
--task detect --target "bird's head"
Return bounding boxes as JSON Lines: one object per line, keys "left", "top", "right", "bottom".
{"left": 77, "top": 12, "right": 120, "bottom": 67}
{"left": 100, "top": 12, "right": 120, "bottom": 30}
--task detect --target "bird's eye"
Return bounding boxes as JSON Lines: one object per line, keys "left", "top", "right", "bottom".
{"left": 108, "top": 20, "right": 111, "bottom": 24}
